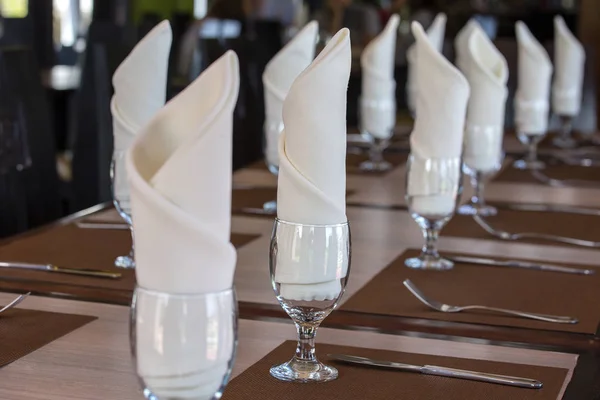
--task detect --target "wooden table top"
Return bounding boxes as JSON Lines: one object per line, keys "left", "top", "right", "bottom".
{"left": 0, "top": 292, "right": 590, "bottom": 400}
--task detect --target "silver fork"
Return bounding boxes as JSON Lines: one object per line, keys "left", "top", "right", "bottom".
{"left": 0, "top": 292, "right": 30, "bottom": 314}
{"left": 473, "top": 215, "right": 600, "bottom": 248}
{"left": 403, "top": 280, "right": 577, "bottom": 324}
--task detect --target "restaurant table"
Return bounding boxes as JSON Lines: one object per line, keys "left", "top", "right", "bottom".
{"left": 0, "top": 292, "right": 593, "bottom": 400}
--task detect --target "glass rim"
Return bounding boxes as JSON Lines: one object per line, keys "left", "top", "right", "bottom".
{"left": 135, "top": 285, "right": 235, "bottom": 298}
{"left": 275, "top": 218, "right": 349, "bottom": 228}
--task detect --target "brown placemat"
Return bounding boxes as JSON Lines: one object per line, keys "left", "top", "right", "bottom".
{"left": 222, "top": 341, "right": 568, "bottom": 400}
{"left": 0, "top": 307, "right": 96, "bottom": 367}
{"left": 441, "top": 209, "right": 600, "bottom": 248}
{"left": 342, "top": 249, "right": 600, "bottom": 334}
{"left": 494, "top": 162, "right": 600, "bottom": 184}
{"left": 246, "top": 152, "right": 407, "bottom": 176}
{"left": 0, "top": 222, "right": 260, "bottom": 305}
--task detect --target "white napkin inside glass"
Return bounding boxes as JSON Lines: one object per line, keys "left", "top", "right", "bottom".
{"left": 112, "top": 20, "right": 172, "bottom": 207}
{"left": 553, "top": 15, "right": 585, "bottom": 117}
{"left": 127, "top": 51, "right": 240, "bottom": 400}
{"left": 463, "top": 26, "right": 508, "bottom": 173}
{"left": 408, "top": 21, "right": 469, "bottom": 217}
{"left": 454, "top": 18, "right": 480, "bottom": 74}
{"left": 263, "top": 21, "right": 318, "bottom": 168}
{"left": 360, "top": 14, "right": 399, "bottom": 139}
{"left": 276, "top": 28, "right": 351, "bottom": 301}
{"left": 406, "top": 13, "right": 447, "bottom": 115}
{"left": 515, "top": 21, "right": 553, "bottom": 135}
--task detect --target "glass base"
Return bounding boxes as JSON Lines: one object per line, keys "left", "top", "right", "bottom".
{"left": 115, "top": 255, "right": 135, "bottom": 269}
{"left": 405, "top": 255, "right": 454, "bottom": 271}
{"left": 359, "top": 159, "right": 392, "bottom": 172}
{"left": 552, "top": 136, "right": 577, "bottom": 149}
{"left": 512, "top": 159, "right": 545, "bottom": 170}
{"left": 263, "top": 200, "right": 277, "bottom": 214}
{"left": 270, "top": 358, "right": 338, "bottom": 383}
{"left": 457, "top": 203, "right": 498, "bottom": 217}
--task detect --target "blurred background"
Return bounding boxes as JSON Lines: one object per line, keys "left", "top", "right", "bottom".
{"left": 0, "top": 0, "right": 596, "bottom": 238}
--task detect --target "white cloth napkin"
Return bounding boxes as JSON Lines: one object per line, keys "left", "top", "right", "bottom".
{"left": 127, "top": 51, "right": 240, "bottom": 399}
{"left": 454, "top": 18, "right": 480, "bottom": 74}
{"left": 515, "top": 21, "right": 553, "bottom": 135}
{"left": 406, "top": 13, "right": 447, "bottom": 115}
{"left": 553, "top": 15, "right": 585, "bottom": 117}
{"left": 112, "top": 20, "right": 172, "bottom": 207}
{"left": 276, "top": 28, "right": 351, "bottom": 301}
{"left": 360, "top": 14, "right": 399, "bottom": 139}
{"left": 408, "top": 21, "right": 469, "bottom": 217}
{"left": 263, "top": 21, "right": 318, "bottom": 168}
{"left": 463, "top": 26, "right": 508, "bottom": 173}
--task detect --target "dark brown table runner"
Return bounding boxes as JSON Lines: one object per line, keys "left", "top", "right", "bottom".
{"left": 0, "top": 222, "right": 259, "bottom": 305}
{"left": 342, "top": 249, "right": 600, "bottom": 334}
{"left": 441, "top": 209, "right": 600, "bottom": 248}
{"left": 222, "top": 341, "right": 568, "bottom": 400}
{"left": 494, "top": 163, "right": 600, "bottom": 184}
{"left": 0, "top": 308, "right": 95, "bottom": 367}
{"left": 246, "top": 152, "right": 408, "bottom": 176}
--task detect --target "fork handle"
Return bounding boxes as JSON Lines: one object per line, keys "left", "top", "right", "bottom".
{"left": 518, "top": 233, "right": 600, "bottom": 248}
{"left": 461, "top": 306, "right": 578, "bottom": 324}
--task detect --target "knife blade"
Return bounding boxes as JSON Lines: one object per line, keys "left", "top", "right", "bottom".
{"left": 76, "top": 221, "right": 129, "bottom": 230}
{"left": 499, "top": 202, "right": 600, "bottom": 217}
{"left": 328, "top": 354, "right": 542, "bottom": 389}
{"left": 448, "top": 255, "right": 595, "bottom": 275}
{"left": 0, "top": 262, "right": 122, "bottom": 279}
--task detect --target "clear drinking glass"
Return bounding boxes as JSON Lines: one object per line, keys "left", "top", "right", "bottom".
{"left": 131, "top": 286, "right": 237, "bottom": 400}
{"left": 269, "top": 219, "right": 351, "bottom": 383}
{"left": 262, "top": 120, "right": 283, "bottom": 214}
{"left": 111, "top": 149, "right": 135, "bottom": 269}
{"left": 359, "top": 97, "right": 395, "bottom": 172}
{"left": 513, "top": 131, "right": 546, "bottom": 170}
{"left": 405, "top": 154, "right": 462, "bottom": 270}
{"left": 552, "top": 115, "right": 577, "bottom": 149}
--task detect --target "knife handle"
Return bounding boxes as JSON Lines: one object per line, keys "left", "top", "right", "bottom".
{"left": 48, "top": 265, "right": 122, "bottom": 279}
{"left": 422, "top": 365, "right": 543, "bottom": 389}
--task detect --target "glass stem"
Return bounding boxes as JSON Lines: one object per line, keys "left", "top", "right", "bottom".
{"left": 129, "top": 224, "right": 135, "bottom": 259}
{"left": 560, "top": 116, "right": 573, "bottom": 141}
{"left": 527, "top": 140, "right": 538, "bottom": 163}
{"left": 471, "top": 172, "right": 486, "bottom": 207}
{"left": 294, "top": 324, "right": 318, "bottom": 363}
{"left": 422, "top": 228, "right": 440, "bottom": 258}
{"left": 369, "top": 139, "right": 385, "bottom": 165}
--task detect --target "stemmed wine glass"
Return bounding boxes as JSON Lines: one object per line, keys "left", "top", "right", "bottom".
{"left": 552, "top": 115, "right": 577, "bottom": 149}
{"left": 405, "top": 154, "right": 462, "bottom": 270}
{"left": 358, "top": 97, "right": 395, "bottom": 172}
{"left": 131, "top": 286, "right": 238, "bottom": 400}
{"left": 458, "top": 154, "right": 504, "bottom": 217}
{"left": 269, "top": 219, "right": 351, "bottom": 383}
{"left": 111, "top": 149, "right": 135, "bottom": 269}
{"left": 262, "top": 120, "right": 283, "bottom": 213}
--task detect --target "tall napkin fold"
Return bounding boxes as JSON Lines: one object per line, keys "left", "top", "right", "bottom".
{"left": 454, "top": 18, "right": 480, "bottom": 74}
{"left": 360, "top": 14, "right": 400, "bottom": 138}
{"left": 406, "top": 13, "right": 447, "bottom": 115}
{"left": 127, "top": 51, "right": 240, "bottom": 400}
{"left": 112, "top": 21, "right": 172, "bottom": 204}
{"left": 263, "top": 21, "right": 318, "bottom": 168}
{"left": 553, "top": 16, "right": 585, "bottom": 117}
{"left": 515, "top": 21, "right": 553, "bottom": 135}
{"left": 463, "top": 26, "right": 508, "bottom": 172}
{"left": 276, "top": 29, "right": 351, "bottom": 301}
{"left": 408, "top": 22, "right": 469, "bottom": 216}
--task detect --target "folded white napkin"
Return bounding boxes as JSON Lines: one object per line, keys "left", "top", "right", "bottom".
{"left": 454, "top": 18, "right": 480, "bottom": 74}
{"left": 112, "top": 20, "right": 172, "bottom": 208}
{"left": 408, "top": 21, "right": 469, "bottom": 217}
{"left": 553, "top": 16, "right": 585, "bottom": 117}
{"left": 463, "top": 26, "right": 508, "bottom": 173}
{"left": 127, "top": 51, "right": 240, "bottom": 399}
{"left": 360, "top": 14, "right": 400, "bottom": 139}
{"left": 515, "top": 21, "right": 553, "bottom": 135}
{"left": 276, "top": 29, "right": 351, "bottom": 301}
{"left": 406, "top": 13, "right": 447, "bottom": 115}
{"left": 263, "top": 21, "right": 318, "bottom": 168}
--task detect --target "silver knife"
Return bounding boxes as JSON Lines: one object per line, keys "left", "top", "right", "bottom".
{"left": 0, "top": 262, "right": 122, "bottom": 279}
{"left": 76, "top": 221, "right": 129, "bottom": 230}
{"left": 500, "top": 202, "right": 600, "bottom": 217}
{"left": 328, "top": 354, "right": 542, "bottom": 389}
{"left": 449, "top": 255, "right": 595, "bottom": 275}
